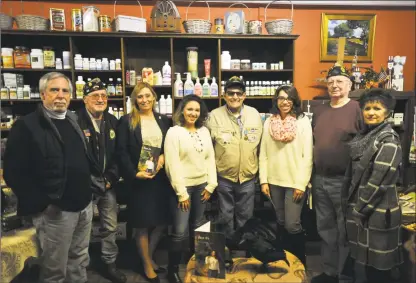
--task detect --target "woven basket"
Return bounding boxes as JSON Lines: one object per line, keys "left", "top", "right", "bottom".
{"left": 264, "top": 0, "right": 294, "bottom": 35}
{"left": 15, "top": 0, "right": 48, "bottom": 30}
{"left": 0, "top": 13, "right": 14, "bottom": 29}
{"left": 228, "top": 3, "right": 251, "bottom": 34}
{"left": 183, "top": 0, "right": 211, "bottom": 34}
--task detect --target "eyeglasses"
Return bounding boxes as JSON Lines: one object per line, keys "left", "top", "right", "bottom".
{"left": 277, "top": 96, "right": 293, "bottom": 104}
{"left": 226, "top": 91, "right": 244, "bottom": 97}
{"left": 88, "top": 93, "right": 108, "bottom": 100}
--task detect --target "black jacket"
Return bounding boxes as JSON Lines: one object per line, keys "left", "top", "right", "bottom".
{"left": 116, "top": 112, "right": 171, "bottom": 183}
{"left": 77, "top": 107, "right": 119, "bottom": 195}
{"left": 3, "top": 106, "right": 91, "bottom": 216}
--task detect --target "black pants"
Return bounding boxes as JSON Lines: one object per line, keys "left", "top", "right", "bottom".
{"left": 365, "top": 266, "right": 391, "bottom": 283}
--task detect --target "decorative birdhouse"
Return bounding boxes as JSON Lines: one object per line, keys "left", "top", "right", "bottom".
{"left": 150, "top": 0, "right": 181, "bottom": 32}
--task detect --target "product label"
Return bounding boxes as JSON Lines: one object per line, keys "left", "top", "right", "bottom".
{"left": 76, "top": 84, "right": 84, "bottom": 98}
{"left": 184, "top": 89, "right": 193, "bottom": 96}
{"left": 211, "top": 88, "right": 218, "bottom": 97}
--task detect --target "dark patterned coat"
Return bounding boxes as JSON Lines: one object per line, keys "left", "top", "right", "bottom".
{"left": 345, "top": 122, "right": 403, "bottom": 270}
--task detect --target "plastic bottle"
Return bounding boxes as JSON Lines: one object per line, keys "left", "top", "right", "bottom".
{"left": 83, "top": 58, "right": 90, "bottom": 70}
{"left": 89, "top": 58, "right": 96, "bottom": 70}
{"left": 174, "top": 73, "right": 183, "bottom": 97}
{"left": 162, "top": 61, "right": 171, "bottom": 85}
{"left": 102, "top": 58, "right": 109, "bottom": 70}
{"left": 184, "top": 73, "right": 194, "bottom": 96}
{"left": 159, "top": 94, "right": 167, "bottom": 114}
{"left": 202, "top": 77, "right": 210, "bottom": 97}
{"left": 210, "top": 77, "right": 219, "bottom": 97}
{"left": 109, "top": 60, "right": 116, "bottom": 70}
{"left": 154, "top": 99, "right": 159, "bottom": 113}
{"left": 55, "top": 58, "right": 63, "bottom": 69}
{"left": 194, "top": 77, "right": 202, "bottom": 97}
{"left": 63, "top": 51, "right": 70, "bottom": 69}
{"left": 96, "top": 59, "right": 102, "bottom": 70}
{"left": 221, "top": 51, "right": 231, "bottom": 70}
{"left": 119, "top": 107, "right": 125, "bottom": 118}
{"left": 166, "top": 95, "right": 172, "bottom": 115}
{"left": 126, "top": 97, "right": 132, "bottom": 114}
{"left": 76, "top": 76, "right": 85, "bottom": 99}
{"left": 108, "top": 106, "right": 114, "bottom": 116}
{"left": 74, "top": 54, "right": 83, "bottom": 70}
{"left": 107, "top": 78, "right": 115, "bottom": 96}
{"left": 116, "top": 78, "right": 123, "bottom": 96}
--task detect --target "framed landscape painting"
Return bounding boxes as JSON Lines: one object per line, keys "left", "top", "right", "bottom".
{"left": 320, "top": 13, "right": 376, "bottom": 62}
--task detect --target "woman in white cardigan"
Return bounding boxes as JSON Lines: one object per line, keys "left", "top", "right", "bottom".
{"left": 259, "top": 85, "right": 313, "bottom": 265}
{"left": 164, "top": 94, "right": 217, "bottom": 283}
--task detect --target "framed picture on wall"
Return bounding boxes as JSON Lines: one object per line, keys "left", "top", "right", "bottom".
{"left": 320, "top": 13, "right": 376, "bottom": 62}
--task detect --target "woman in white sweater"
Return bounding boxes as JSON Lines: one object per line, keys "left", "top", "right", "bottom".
{"left": 164, "top": 94, "right": 217, "bottom": 283}
{"left": 259, "top": 85, "right": 313, "bottom": 265}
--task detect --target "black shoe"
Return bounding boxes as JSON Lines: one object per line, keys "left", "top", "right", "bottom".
{"left": 154, "top": 266, "right": 167, "bottom": 273}
{"left": 144, "top": 274, "right": 160, "bottom": 283}
{"left": 167, "top": 266, "right": 183, "bottom": 283}
{"left": 286, "top": 232, "right": 306, "bottom": 266}
{"left": 310, "top": 273, "right": 338, "bottom": 283}
{"left": 105, "top": 262, "right": 127, "bottom": 283}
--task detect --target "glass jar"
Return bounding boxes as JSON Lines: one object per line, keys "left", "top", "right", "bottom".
{"left": 14, "top": 46, "right": 31, "bottom": 68}
{"left": 43, "top": 47, "right": 55, "bottom": 68}
{"left": 186, "top": 47, "right": 198, "bottom": 79}
{"left": 1, "top": 48, "right": 14, "bottom": 68}
{"left": 230, "top": 59, "right": 241, "bottom": 70}
{"left": 241, "top": 59, "right": 251, "bottom": 70}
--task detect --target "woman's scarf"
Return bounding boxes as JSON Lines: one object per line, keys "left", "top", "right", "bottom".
{"left": 269, "top": 114, "right": 297, "bottom": 143}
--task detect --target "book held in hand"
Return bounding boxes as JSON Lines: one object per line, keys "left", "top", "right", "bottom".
{"left": 194, "top": 221, "right": 226, "bottom": 279}
{"left": 137, "top": 145, "right": 161, "bottom": 175}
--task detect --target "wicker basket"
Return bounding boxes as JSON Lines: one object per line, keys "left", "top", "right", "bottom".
{"left": 0, "top": 13, "right": 14, "bottom": 29}
{"left": 264, "top": 0, "right": 294, "bottom": 35}
{"left": 183, "top": 0, "right": 211, "bottom": 34}
{"left": 228, "top": 3, "right": 251, "bottom": 34}
{"left": 15, "top": 0, "right": 48, "bottom": 30}
{"left": 113, "top": 0, "right": 146, "bottom": 32}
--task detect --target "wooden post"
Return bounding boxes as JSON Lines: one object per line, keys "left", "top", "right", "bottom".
{"left": 336, "top": 37, "right": 346, "bottom": 66}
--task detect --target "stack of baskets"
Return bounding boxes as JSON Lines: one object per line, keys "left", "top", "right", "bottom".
{"left": 183, "top": 0, "right": 211, "bottom": 34}
{"left": 0, "top": 13, "right": 14, "bottom": 29}
{"left": 264, "top": 0, "right": 294, "bottom": 35}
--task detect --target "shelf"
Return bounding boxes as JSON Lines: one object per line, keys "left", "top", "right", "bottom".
{"left": 1, "top": 99, "right": 41, "bottom": 102}
{"left": 125, "top": 85, "right": 171, "bottom": 89}
{"left": 221, "top": 69, "right": 293, "bottom": 73}
{"left": 1, "top": 68, "right": 71, "bottom": 72}
{"left": 74, "top": 70, "right": 122, "bottom": 73}
{"left": 71, "top": 97, "right": 125, "bottom": 101}
{"left": 2, "top": 29, "right": 300, "bottom": 40}
{"left": 245, "top": 96, "right": 273, "bottom": 99}
{"left": 174, "top": 96, "right": 219, "bottom": 100}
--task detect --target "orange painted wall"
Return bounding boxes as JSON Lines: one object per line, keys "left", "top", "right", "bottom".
{"left": 2, "top": 1, "right": 415, "bottom": 99}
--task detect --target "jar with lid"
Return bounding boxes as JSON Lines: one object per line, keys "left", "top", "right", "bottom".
{"left": 102, "top": 58, "right": 109, "bottom": 70}
{"left": 115, "top": 59, "right": 121, "bottom": 70}
{"left": 74, "top": 54, "right": 83, "bottom": 70}
{"left": 14, "top": 46, "right": 31, "bottom": 68}
{"left": 55, "top": 58, "right": 63, "bottom": 70}
{"left": 241, "top": 59, "right": 251, "bottom": 70}
{"left": 186, "top": 47, "right": 198, "bottom": 79}
{"left": 214, "top": 18, "right": 224, "bottom": 34}
{"left": 96, "top": 59, "right": 102, "bottom": 70}
{"left": 109, "top": 60, "right": 116, "bottom": 70}
{"left": 1, "top": 48, "right": 14, "bottom": 68}
{"left": 221, "top": 51, "right": 231, "bottom": 70}
{"left": 1, "top": 88, "right": 9, "bottom": 99}
{"left": 89, "top": 58, "right": 96, "bottom": 70}
{"left": 230, "top": 59, "right": 241, "bottom": 70}
{"left": 83, "top": 58, "right": 90, "bottom": 70}
{"left": 43, "top": 47, "right": 55, "bottom": 68}
{"left": 9, "top": 87, "right": 17, "bottom": 99}
{"left": 30, "top": 49, "right": 44, "bottom": 69}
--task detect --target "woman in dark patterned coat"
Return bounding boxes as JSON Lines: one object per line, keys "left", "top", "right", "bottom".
{"left": 345, "top": 88, "right": 403, "bottom": 283}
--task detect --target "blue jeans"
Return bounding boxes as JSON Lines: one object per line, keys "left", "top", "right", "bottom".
{"left": 94, "top": 189, "right": 119, "bottom": 264}
{"left": 216, "top": 177, "right": 256, "bottom": 238}
{"left": 171, "top": 183, "right": 207, "bottom": 244}
{"left": 269, "top": 184, "right": 305, "bottom": 234}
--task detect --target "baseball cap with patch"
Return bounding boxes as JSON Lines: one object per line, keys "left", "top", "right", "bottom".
{"left": 225, "top": 76, "right": 246, "bottom": 92}
{"left": 327, "top": 64, "right": 351, "bottom": 80}
{"left": 83, "top": 78, "right": 106, "bottom": 96}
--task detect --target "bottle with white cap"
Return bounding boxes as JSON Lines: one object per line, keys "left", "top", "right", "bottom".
{"left": 76, "top": 76, "right": 85, "bottom": 99}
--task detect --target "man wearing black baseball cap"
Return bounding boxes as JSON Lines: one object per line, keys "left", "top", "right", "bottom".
{"left": 311, "top": 65, "right": 362, "bottom": 283}
{"left": 206, "top": 76, "right": 263, "bottom": 242}
{"left": 77, "top": 78, "right": 126, "bottom": 283}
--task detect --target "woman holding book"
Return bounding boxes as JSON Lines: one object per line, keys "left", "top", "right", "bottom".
{"left": 164, "top": 95, "right": 218, "bottom": 283}
{"left": 117, "top": 82, "right": 173, "bottom": 283}
{"left": 259, "top": 85, "right": 313, "bottom": 265}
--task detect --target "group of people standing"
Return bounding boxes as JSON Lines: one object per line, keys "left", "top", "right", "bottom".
{"left": 3, "top": 62, "right": 404, "bottom": 283}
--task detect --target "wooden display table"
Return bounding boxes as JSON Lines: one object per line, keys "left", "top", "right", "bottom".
{"left": 1, "top": 227, "right": 39, "bottom": 283}
{"left": 184, "top": 251, "right": 306, "bottom": 283}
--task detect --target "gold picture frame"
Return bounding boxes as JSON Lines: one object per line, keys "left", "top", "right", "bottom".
{"left": 320, "top": 13, "right": 376, "bottom": 62}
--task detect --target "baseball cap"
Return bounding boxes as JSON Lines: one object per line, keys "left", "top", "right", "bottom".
{"left": 225, "top": 76, "right": 246, "bottom": 92}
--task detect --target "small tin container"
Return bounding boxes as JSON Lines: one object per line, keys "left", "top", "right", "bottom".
{"left": 214, "top": 18, "right": 224, "bottom": 34}
{"left": 72, "top": 9, "right": 83, "bottom": 31}
{"left": 99, "top": 15, "right": 112, "bottom": 32}
{"left": 230, "top": 59, "right": 241, "bottom": 70}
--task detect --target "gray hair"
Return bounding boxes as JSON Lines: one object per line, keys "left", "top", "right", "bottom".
{"left": 39, "top": 72, "right": 73, "bottom": 95}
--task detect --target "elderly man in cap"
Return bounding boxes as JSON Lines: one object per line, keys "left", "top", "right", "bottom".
{"left": 206, "top": 76, "right": 263, "bottom": 241}
{"left": 311, "top": 65, "right": 363, "bottom": 283}
{"left": 4, "top": 72, "right": 93, "bottom": 283}
{"left": 77, "top": 78, "right": 126, "bottom": 283}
